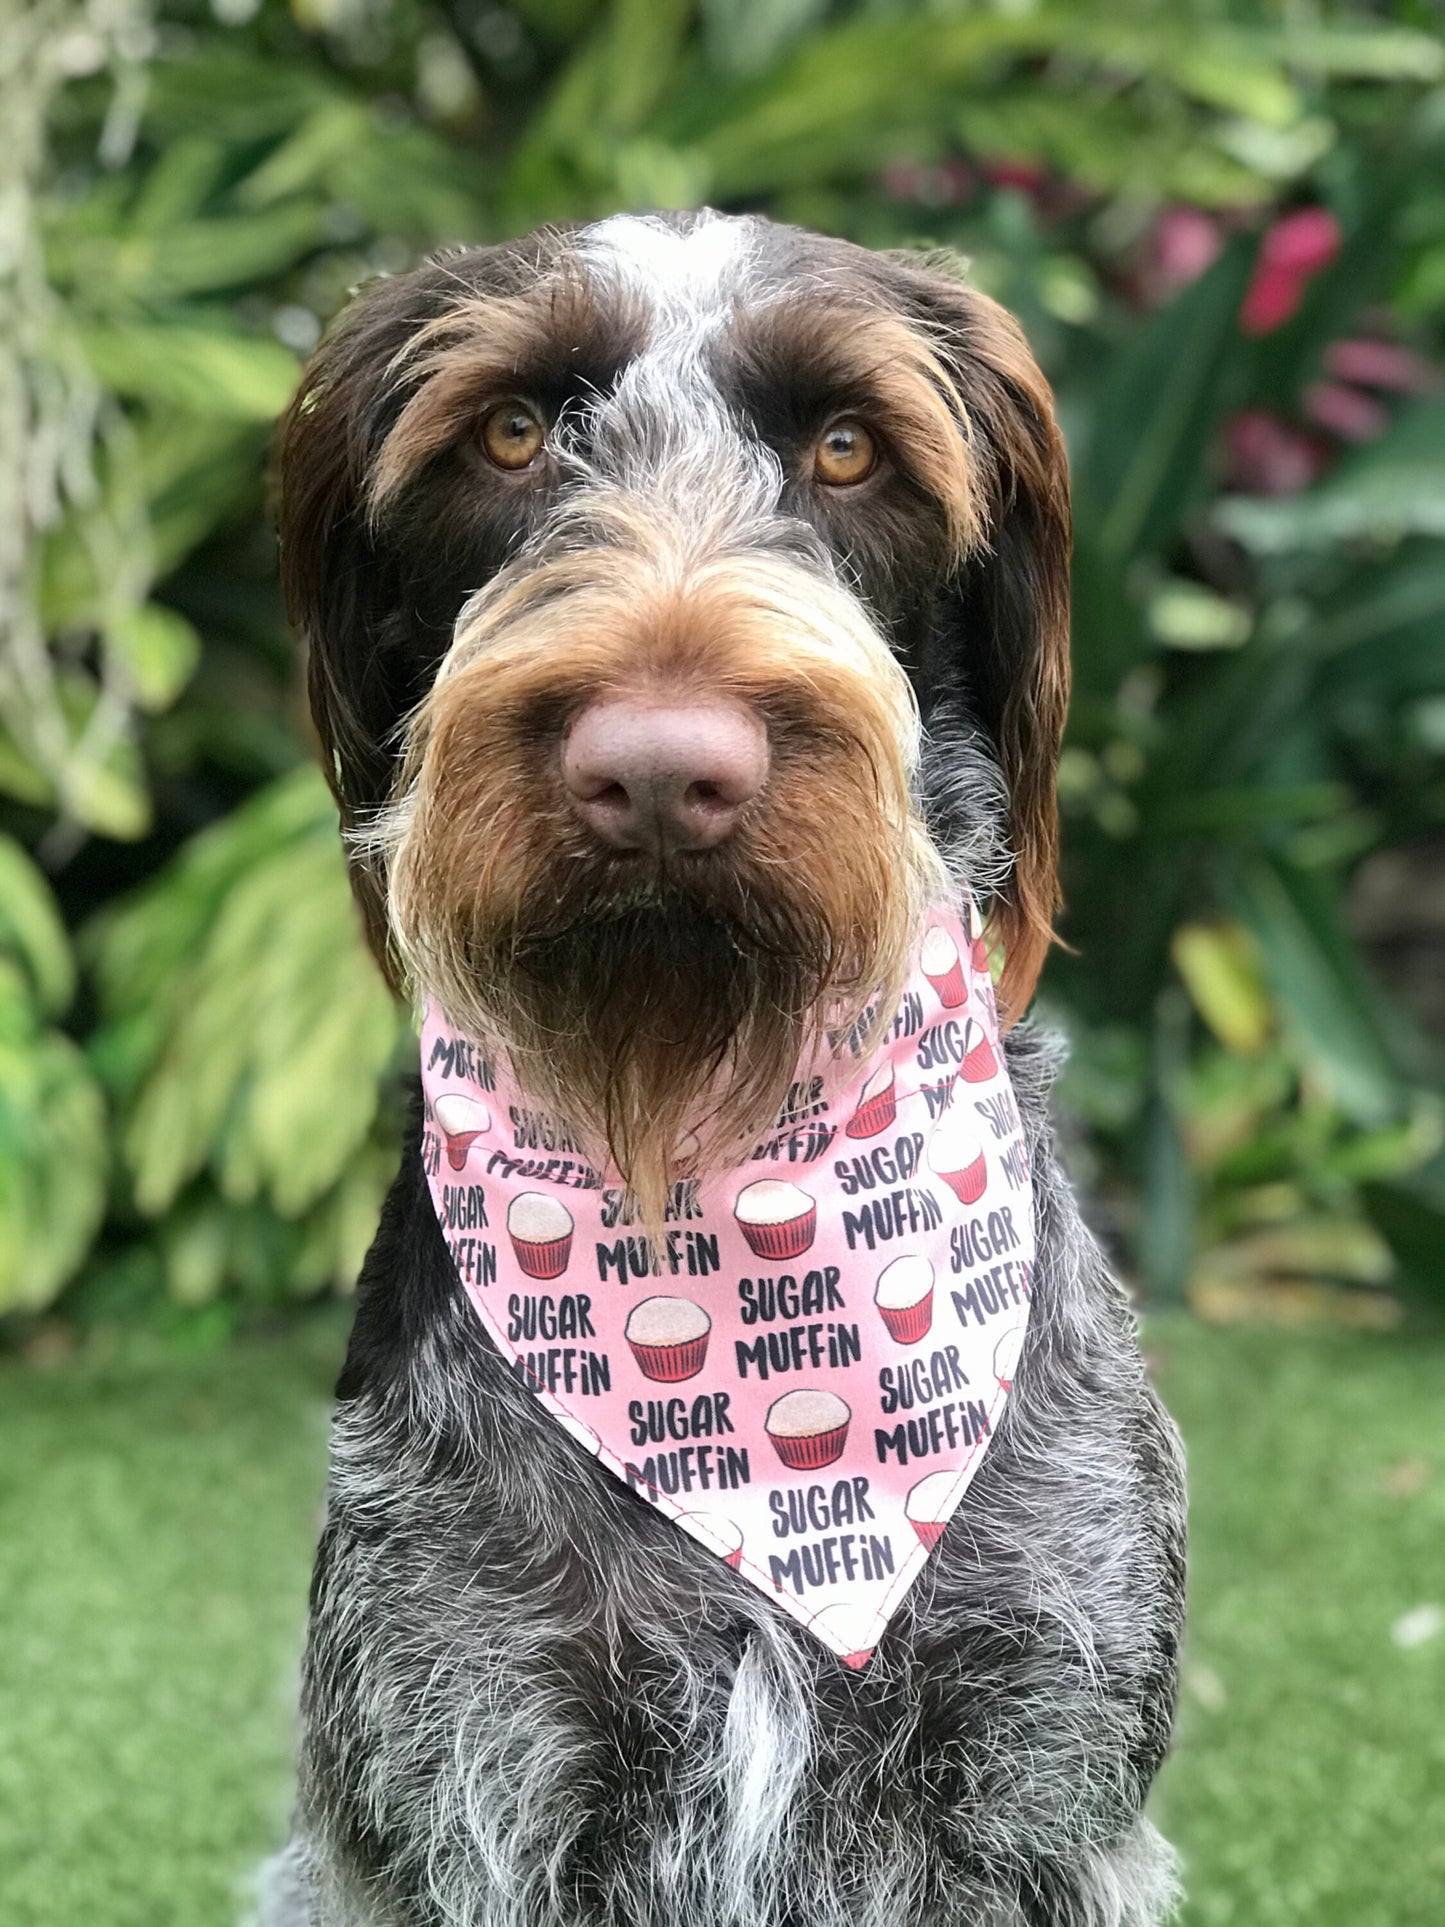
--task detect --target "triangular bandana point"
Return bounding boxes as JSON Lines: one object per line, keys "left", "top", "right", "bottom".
{"left": 421, "top": 904, "right": 1035, "bottom": 1669}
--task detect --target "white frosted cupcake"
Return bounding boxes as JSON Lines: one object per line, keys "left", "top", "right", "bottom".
{"left": 809, "top": 1601, "right": 889, "bottom": 1671}
{"left": 765, "top": 1389, "right": 851, "bottom": 1470}
{"left": 624, "top": 1296, "right": 711, "bottom": 1382}
{"left": 845, "top": 1062, "right": 898, "bottom": 1140}
{"left": 905, "top": 1470, "right": 958, "bottom": 1550}
{"left": 873, "top": 1256, "right": 935, "bottom": 1345}
{"left": 734, "top": 1180, "right": 816, "bottom": 1260}
{"left": 433, "top": 1093, "right": 490, "bottom": 1170}
{"left": 993, "top": 1324, "right": 1025, "bottom": 1389}
{"left": 961, "top": 1016, "right": 999, "bottom": 1084}
{"left": 921, "top": 926, "right": 966, "bottom": 1008}
{"left": 506, "top": 1192, "right": 574, "bottom": 1279}
{"left": 927, "top": 1108, "right": 988, "bottom": 1206}
{"left": 679, "top": 1511, "right": 744, "bottom": 1571}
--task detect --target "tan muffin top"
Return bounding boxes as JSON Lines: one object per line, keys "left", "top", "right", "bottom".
{"left": 920, "top": 926, "right": 959, "bottom": 974}
{"left": 874, "top": 1255, "right": 934, "bottom": 1311}
{"left": 734, "top": 1179, "right": 811, "bottom": 1225}
{"left": 625, "top": 1296, "right": 711, "bottom": 1346}
{"left": 905, "top": 1469, "right": 956, "bottom": 1523}
{"left": 507, "top": 1191, "right": 574, "bottom": 1242}
{"left": 765, "top": 1388, "right": 850, "bottom": 1438}
{"left": 433, "top": 1093, "right": 489, "bottom": 1136}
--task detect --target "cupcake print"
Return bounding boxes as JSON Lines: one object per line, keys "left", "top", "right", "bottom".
{"left": 506, "top": 1192, "right": 574, "bottom": 1279}
{"left": 765, "top": 1389, "right": 851, "bottom": 1470}
{"left": 921, "top": 926, "right": 967, "bottom": 1008}
{"left": 873, "top": 1256, "right": 935, "bottom": 1345}
{"left": 905, "top": 1470, "right": 957, "bottom": 1550}
{"left": 624, "top": 1297, "right": 712, "bottom": 1382}
{"left": 679, "top": 1512, "right": 744, "bottom": 1572}
{"left": 927, "top": 1108, "right": 988, "bottom": 1205}
{"left": 961, "top": 1017, "right": 999, "bottom": 1084}
{"left": 809, "top": 1601, "right": 888, "bottom": 1671}
{"left": 845, "top": 1063, "right": 898, "bottom": 1140}
{"left": 734, "top": 1180, "right": 817, "bottom": 1260}
{"left": 433, "top": 1093, "right": 490, "bottom": 1170}
{"left": 993, "top": 1325, "right": 1024, "bottom": 1389}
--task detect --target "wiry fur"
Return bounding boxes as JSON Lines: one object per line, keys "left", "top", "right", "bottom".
{"left": 263, "top": 210, "right": 1185, "bottom": 1927}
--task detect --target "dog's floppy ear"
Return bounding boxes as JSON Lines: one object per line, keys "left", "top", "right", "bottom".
{"left": 275, "top": 268, "right": 451, "bottom": 969}
{"left": 893, "top": 261, "right": 1072, "bottom": 1021}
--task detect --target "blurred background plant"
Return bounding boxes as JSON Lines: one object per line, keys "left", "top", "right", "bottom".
{"left": 3, "top": 0, "right": 1444, "bottom": 1337}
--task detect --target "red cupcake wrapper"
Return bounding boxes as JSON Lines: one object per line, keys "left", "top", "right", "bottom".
{"left": 910, "top": 1518, "right": 947, "bottom": 1551}
{"left": 845, "top": 1090, "right": 898, "bottom": 1140}
{"left": 768, "top": 1421, "right": 849, "bottom": 1470}
{"left": 738, "top": 1207, "right": 817, "bottom": 1260}
{"left": 970, "top": 937, "right": 989, "bottom": 973}
{"left": 879, "top": 1293, "right": 934, "bottom": 1345}
{"left": 627, "top": 1334, "right": 710, "bottom": 1383}
{"left": 511, "top": 1233, "right": 572, "bottom": 1280}
{"left": 962, "top": 1038, "right": 998, "bottom": 1083}
{"left": 938, "top": 1156, "right": 987, "bottom": 1205}
{"left": 444, "top": 1132, "right": 482, "bottom": 1170}
{"left": 926, "top": 962, "right": 967, "bottom": 1008}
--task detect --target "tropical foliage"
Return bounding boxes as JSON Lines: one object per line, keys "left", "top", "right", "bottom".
{"left": 4, "top": 0, "right": 1444, "bottom": 1330}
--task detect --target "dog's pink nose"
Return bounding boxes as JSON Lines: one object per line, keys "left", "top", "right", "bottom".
{"left": 562, "top": 701, "right": 769, "bottom": 854}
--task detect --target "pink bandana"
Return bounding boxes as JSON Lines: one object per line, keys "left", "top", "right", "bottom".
{"left": 420, "top": 905, "right": 1034, "bottom": 1668}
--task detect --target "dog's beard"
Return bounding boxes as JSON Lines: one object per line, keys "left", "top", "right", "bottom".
{"left": 471, "top": 888, "right": 838, "bottom": 1228}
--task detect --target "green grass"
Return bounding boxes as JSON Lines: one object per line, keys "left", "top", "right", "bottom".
{"left": 1, "top": 1314, "right": 1441, "bottom": 1926}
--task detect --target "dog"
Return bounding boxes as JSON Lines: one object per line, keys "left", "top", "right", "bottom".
{"left": 262, "top": 209, "right": 1186, "bottom": 1927}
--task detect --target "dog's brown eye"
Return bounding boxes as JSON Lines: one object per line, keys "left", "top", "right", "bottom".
{"left": 480, "top": 400, "right": 546, "bottom": 471}
{"left": 813, "top": 419, "right": 876, "bottom": 487}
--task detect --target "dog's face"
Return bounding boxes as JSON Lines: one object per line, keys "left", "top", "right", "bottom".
{"left": 278, "top": 212, "right": 1070, "bottom": 1218}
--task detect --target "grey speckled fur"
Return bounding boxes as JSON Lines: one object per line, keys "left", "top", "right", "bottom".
{"left": 260, "top": 211, "right": 1186, "bottom": 1927}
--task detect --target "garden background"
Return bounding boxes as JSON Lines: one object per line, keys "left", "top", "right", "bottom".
{"left": 2, "top": 1, "right": 1443, "bottom": 1922}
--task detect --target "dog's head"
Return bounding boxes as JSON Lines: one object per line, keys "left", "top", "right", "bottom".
{"left": 278, "top": 211, "right": 1070, "bottom": 1218}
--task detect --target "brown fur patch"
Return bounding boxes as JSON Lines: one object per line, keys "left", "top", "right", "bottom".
{"left": 945, "top": 289, "right": 1071, "bottom": 1020}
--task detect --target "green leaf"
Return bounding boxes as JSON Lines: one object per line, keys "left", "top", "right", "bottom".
{"left": 1077, "top": 238, "right": 1256, "bottom": 561}
{"left": 89, "top": 767, "right": 403, "bottom": 1220}
{"left": 81, "top": 324, "right": 300, "bottom": 423}
{"left": 1232, "top": 857, "right": 1406, "bottom": 1126}
{"left": 0, "top": 839, "right": 75, "bottom": 1017}
{"left": 0, "top": 964, "right": 109, "bottom": 1314}
{"left": 108, "top": 602, "right": 203, "bottom": 711}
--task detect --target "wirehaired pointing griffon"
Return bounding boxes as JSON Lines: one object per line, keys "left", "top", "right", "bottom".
{"left": 263, "top": 211, "right": 1185, "bottom": 1927}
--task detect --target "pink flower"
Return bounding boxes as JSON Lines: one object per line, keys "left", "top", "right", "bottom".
{"left": 1323, "top": 338, "right": 1438, "bottom": 394}
{"left": 1240, "top": 208, "right": 1342, "bottom": 336}
{"left": 982, "top": 158, "right": 1049, "bottom": 196}
{"left": 1152, "top": 207, "right": 1224, "bottom": 294}
{"left": 1223, "top": 411, "right": 1332, "bottom": 496}
{"left": 1302, "top": 380, "right": 1389, "bottom": 443}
